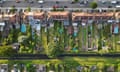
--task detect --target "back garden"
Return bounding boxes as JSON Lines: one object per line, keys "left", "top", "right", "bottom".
{"left": 0, "top": 20, "right": 120, "bottom": 57}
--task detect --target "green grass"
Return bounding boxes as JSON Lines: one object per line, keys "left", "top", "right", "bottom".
{"left": 0, "top": 60, "right": 8, "bottom": 64}
{"left": 0, "top": 57, "right": 119, "bottom": 65}
{"left": 0, "top": 57, "right": 120, "bottom": 72}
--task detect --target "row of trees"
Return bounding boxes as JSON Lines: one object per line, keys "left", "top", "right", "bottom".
{"left": 0, "top": 45, "right": 17, "bottom": 57}
{"left": 41, "top": 21, "right": 64, "bottom": 58}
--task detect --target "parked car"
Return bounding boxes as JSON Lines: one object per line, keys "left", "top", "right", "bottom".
{"left": 16, "top": 0, "right": 20, "bottom": 3}
{"left": 79, "top": 1, "right": 84, "bottom": 4}
{"left": 64, "top": 6, "right": 68, "bottom": 8}
{"left": 29, "top": 1, "right": 34, "bottom": 3}
{"left": 101, "top": 1, "right": 106, "bottom": 4}
{"left": 39, "top": 5, "right": 43, "bottom": 8}
{"left": 111, "top": 1, "right": 119, "bottom": 4}
{"left": 38, "top": 0, "right": 44, "bottom": 4}
{"left": 56, "top": 1, "right": 59, "bottom": 4}
{"left": 108, "top": 5, "right": 112, "bottom": 8}
{"left": 71, "top": 1, "right": 75, "bottom": 4}
{"left": 79, "top": 1, "right": 88, "bottom": 4}
{"left": 53, "top": 5, "right": 59, "bottom": 8}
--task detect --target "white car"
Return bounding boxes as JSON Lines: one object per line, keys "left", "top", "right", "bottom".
{"left": 38, "top": 0, "right": 44, "bottom": 4}
{"left": 111, "top": 1, "right": 117, "bottom": 4}
{"left": 101, "top": 1, "right": 106, "bottom": 4}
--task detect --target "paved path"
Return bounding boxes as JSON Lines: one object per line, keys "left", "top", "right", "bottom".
{"left": 0, "top": 53, "right": 120, "bottom": 60}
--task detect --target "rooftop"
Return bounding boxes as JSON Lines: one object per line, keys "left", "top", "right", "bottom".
{"left": 0, "top": 14, "right": 16, "bottom": 18}
{"left": 47, "top": 11, "right": 69, "bottom": 19}
{"left": 115, "top": 12, "right": 120, "bottom": 19}
{"left": 72, "top": 12, "right": 114, "bottom": 17}
{"left": 23, "top": 11, "right": 44, "bottom": 16}
{"left": 72, "top": 12, "right": 114, "bottom": 20}
{"left": 48, "top": 11, "right": 69, "bottom": 16}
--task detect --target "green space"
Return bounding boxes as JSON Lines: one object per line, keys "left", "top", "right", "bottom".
{"left": 0, "top": 57, "right": 120, "bottom": 72}
{"left": 0, "top": 20, "right": 120, "bottom": 57}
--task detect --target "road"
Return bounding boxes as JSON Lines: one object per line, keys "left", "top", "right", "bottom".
{"left": 1, "top": 1, "right": 87, "bottom": 8}
{"left": 0, "top": 0, "right": 120, "bottom": 8}
{"left": 0, "top": 53, "right": 120, "bottom": 60}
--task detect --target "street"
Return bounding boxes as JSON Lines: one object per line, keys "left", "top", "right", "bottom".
{"left": 0, "top": 0, "right": 120, "bottom": 8}
{"left": 1, "top": 1, "right": 87, "bottom": 8}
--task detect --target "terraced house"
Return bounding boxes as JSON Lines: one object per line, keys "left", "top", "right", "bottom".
{"left": 23, "top": 11, "right": 45, "bottom": 34}
{"left": 72, "top": 12, "right": 115, "bottom": 24}
{"left": 0, "top": 13, "right": 17, "bottom": 23}
{"left": 47, "top": 11, "right": 70, "bottom": 26}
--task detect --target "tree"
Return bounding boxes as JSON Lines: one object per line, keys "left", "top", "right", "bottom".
{"left": 10, "top": 6, "right": 16, "bottom": 13}
{"left": 0, "top": 45, "right": 17, "bottom": 57}
{"left": 8, "top": 29, "right": 20, "bottom": 44}
{"left": 90, "top": 2, "right": 98, "bottom": 9}
{"left": 47, "top": 41, "right": 64, "bottom": 58}
{"left": 26, "top": 6, "right": 31, "bottom": 12}
{"left": 0, "top": 32, "right": 2, "bottom": 42}
{"left": 26, "top": 63, "right": 36, "bottom": 72}
{"left": 73, "top": 0, "right": 78, "bottom": 2}
{"left": 98, "top": 38, "right": 102, "bottom": 51}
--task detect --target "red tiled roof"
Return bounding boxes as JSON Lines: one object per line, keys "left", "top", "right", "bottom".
{"left": 47, "top": 11, "right": 69, "bottom": 19}
{"left": 72, "top": 12, "right": 114, "bottom": 20}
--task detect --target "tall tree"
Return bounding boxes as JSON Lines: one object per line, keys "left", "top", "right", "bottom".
{"left": 90, "top": 2, "right": 98, "bottom": 9}
{"left": 0, "top": 45, "right": 17, "bottom": 57}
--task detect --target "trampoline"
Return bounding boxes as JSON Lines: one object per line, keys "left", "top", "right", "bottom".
{"left": 21, "top": 24, "right": 26, "bottom": 33}
{"left": 72, "top": 47, "right": 78, "bottom": 52}
{"left": 73, "top": 32, "right": 77, "bottom": 37}
{"left": 59, "top": 28, "right": 63, "bottom": 34}
{"left": 113, "top": 25, "right": 119, "bottom": 34}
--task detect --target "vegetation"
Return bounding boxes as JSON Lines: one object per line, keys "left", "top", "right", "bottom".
{"left": 0, "top": 57, "right": 119, "bottom": 71}
{"left": 52, "top": 8, "right": 64, "bottom": 11}
{"left": 0, "top": 14, "right": 120, "bottom": 56}
{"left": 72, "top": 0, "right": 78, "bottom": 3}
{"left": 10, "top": 6, "right": 16, "bottom": 13}
{"left": 26, "top": 63, "right": 36, "bottom": 72}
{"left": 0, "top": 45, "right": 17, "bottom": 57}
{"left": 26, "top": 6, "right": 31, "bottom": 12}
{"left": 90, "top": 2, "right": 98, "bottom": 9}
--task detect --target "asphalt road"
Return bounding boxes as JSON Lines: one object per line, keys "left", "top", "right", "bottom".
{"left": 0, "top": 0, "right": 120, "bottom": 8}
{"left": 1, "top": 1, "right": 87, "bottom": 8}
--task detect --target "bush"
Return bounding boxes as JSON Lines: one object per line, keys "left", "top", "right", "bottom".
{"left": 26, "top": 7, "right": 31, "bottom": 12}
{"left": 90, "top": 2, "right": 98, "bottom": 9}
{"left": 0, "top": 45, "right": 17, "bottom": 57}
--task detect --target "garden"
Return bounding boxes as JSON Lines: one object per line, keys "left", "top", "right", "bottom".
{"left": 0, "top": 20, "right": 120, "bottom": 57}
